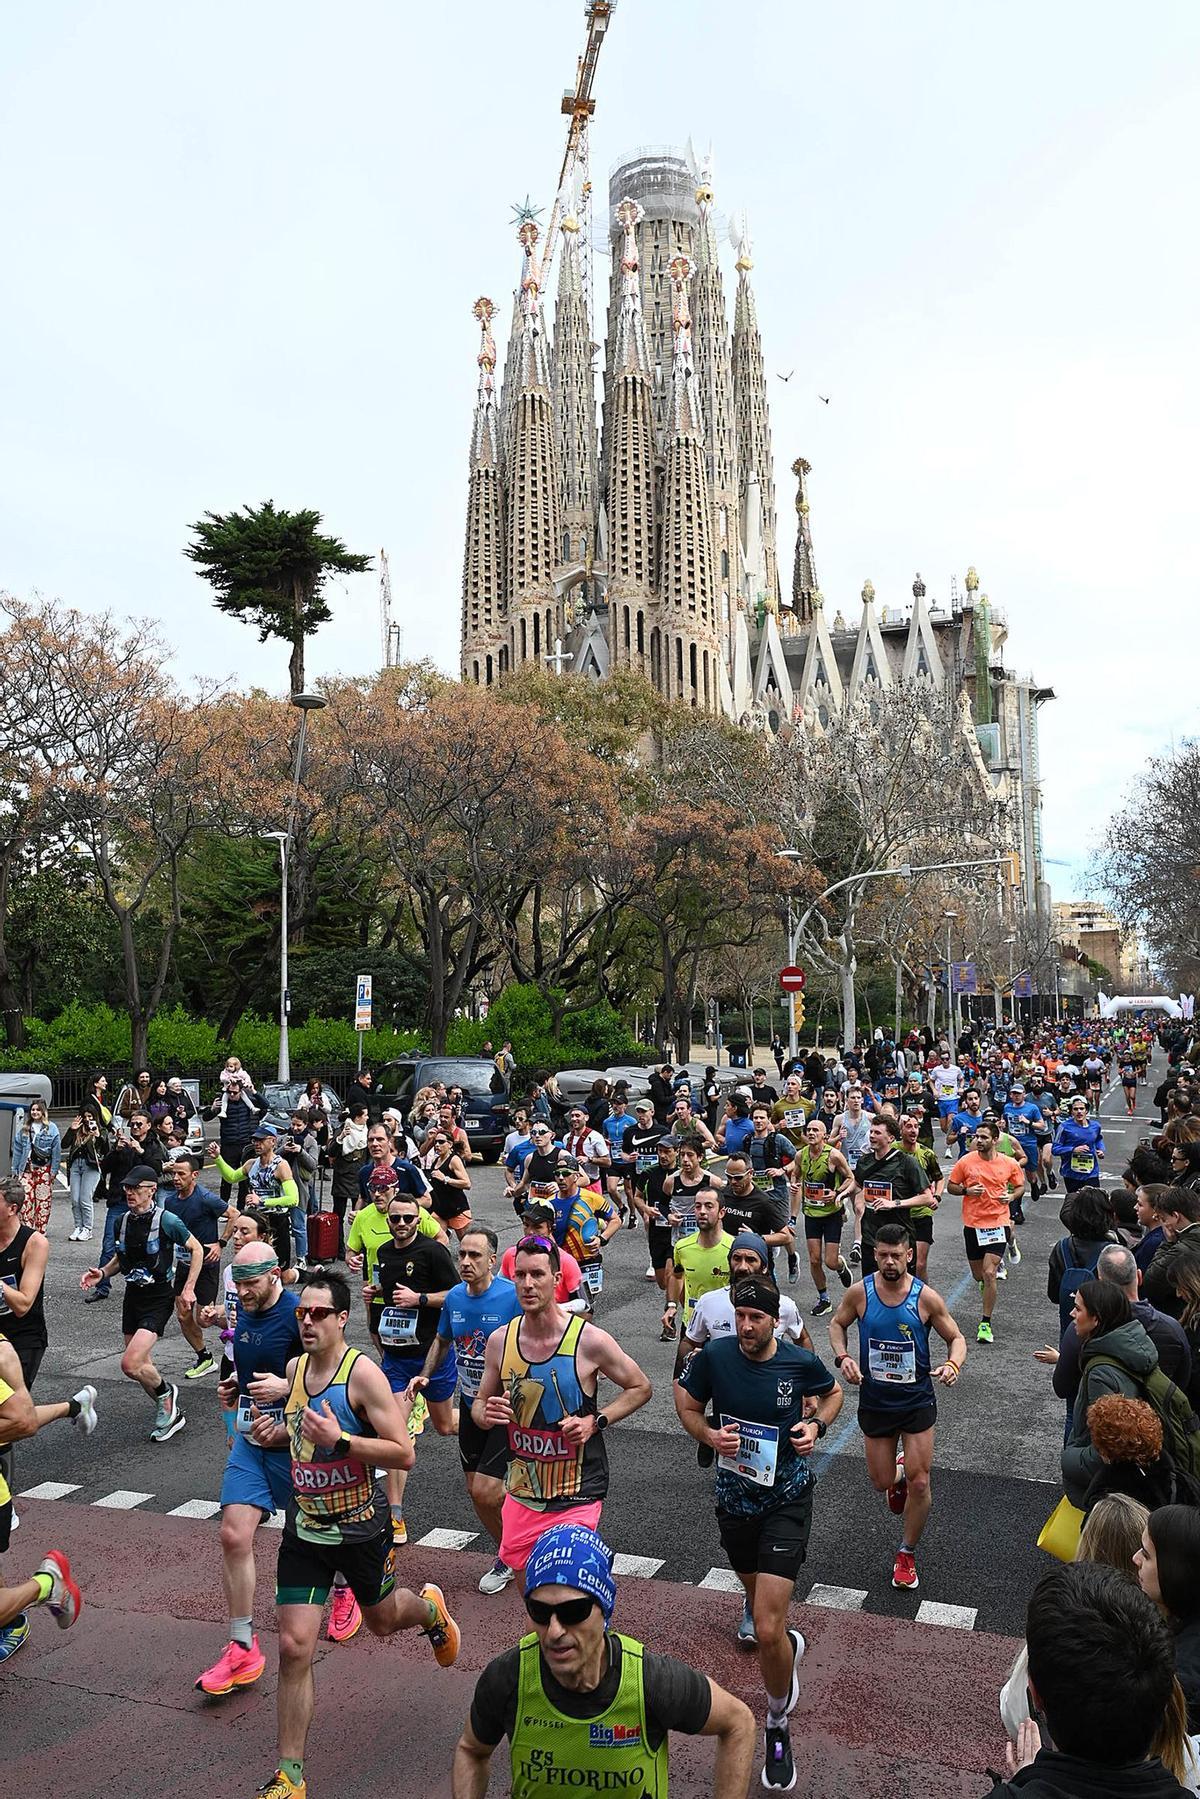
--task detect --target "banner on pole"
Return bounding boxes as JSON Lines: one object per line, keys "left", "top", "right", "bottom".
{"left": 354, "top": 974, "right": 373, "bottom": 1032}
{"left": 951, "top": 962, "right": 978, "bottom": 995}
{"left": 1011, "top": 972, "right": 1033, "bottom": 999}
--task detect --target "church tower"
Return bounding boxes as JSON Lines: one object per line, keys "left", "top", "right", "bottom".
{"left": 552, "top": 214, "right": 596, "bottom": 577}
{"left": 658, "top": 253, "right": 722, "bottom": 710}
{"left": 689, "top": 152, "right": 740, "bottom": 655}
{"left": 506, "top": 219, "right": 563, "bottom": 673}
{"left": 460, "top": 297, "right": 506, "bottom": 686}
{"left": 790, "top": 456, "right": 819, "bottom": 624}
{"left": 605, "top": 197, "right": 659, "bottom": 682}
{"left": 732, "top": 221, "right": 780, "bottom": 614}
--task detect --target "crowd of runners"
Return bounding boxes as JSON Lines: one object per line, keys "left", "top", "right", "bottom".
{"left": 3, "top": 1014, "right": 1200, "bottom": 1796}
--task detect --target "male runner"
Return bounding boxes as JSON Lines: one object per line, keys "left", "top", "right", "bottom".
{"left": 828, "top": 1221, "right": 966, "bottom": 1591}
{"left": 679, "top": 1234, "right": 812, "bottom": 1363}
{"left": 790, "top": 1118, "right": 854, "bottom": 1315}
{"left": 621, "top": 1099, "right": 666, "bottom": 1261}
{"left": 0, "top": 1341, "right": 84, "bottom": 1661}
{"left": 472, "top": 1234, "right": 651, "bottom": 1580}
{"left": 929, "top": 1052, "right": 964, "bottom": 1139}
{"left": 897, "top": 1110, "right": 942, "bottom": 1280}
{"left": 211, "top": 1123, "right": 301, "bottom": 1272}
{"left": 600, "top": 1092, "right": 634, "bottom": 1216}
{"left": 1002, "top": 1081, "right": 1045, "bottom": 1212}
{"left": 80, "top": 1163, "right": 202, "bottom": 1441}
{"left": 499, "top": 1198, "right": 587, "bottom": 1312}
{"left": 831, "top": 1087, "right": 871, "bottom": 1261}
{"left": 411, "top": 1225, "right": 522, "bottom": 1595}
{"left": 249, "top": 1271, "right": 460, "bottom": 1799}
{"left": 946, "top": 1088, "right": 986, "bottom": 1159}
{"left": 719, "top": 1153, "right": 794, "bottom": 1249}
{"left": 747, "top": 1104, "right": 797, "bottom": 1281}
{"left": 549, "top": 1157, "right": 621, "bottom": 1307}
{"left": 562, "top": 1104, "right": 612, "bottom": 1192}
{"left": 675, "top": 1278, "right": 843, "bottom": 1790}
{"left": 165, "top": 1152, "right": 231, "bottom": 1382}
{"left": 666, "top": 1188, "right": 735, "bottom": 1338}
{"left": 771, "top": 1074, "right": 815, "bottom": 1144}
{"left": 367, "top": 1193, "right": 459, "bottom": 1545}
{"left": 851, "top": 1115, "right": 931, "bottom": 1277}
{"left": 636, "top": 1137, "right": 682, "bottom": 1323}
{"left": 0, "top": 1177, "right": 50, "bottom": 1391}
{"left": 946, "top": 1120, "right": 1025, "bottom": 1344}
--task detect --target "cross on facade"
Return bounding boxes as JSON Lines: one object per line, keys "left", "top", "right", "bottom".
{"left": 545, "top": 637, "right": 573, "bottom": 675}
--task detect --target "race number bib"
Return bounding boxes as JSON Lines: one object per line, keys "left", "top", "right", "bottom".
{"left": 752, "top": 1171, "right": 772, "bottom": 1191}
{"left": 236, "top": 1397, "right": 284, "bottom": 1436}
{"left": 783, "top": 1110, "right": 806, "bottom": 1129}
{"left": 1070, "top": 1149, "right": 1095, "bottom": 1175}
{"left": 867, "top": 1337, "right": 916, "bottom": 1385}
{"left": 863, "top": 1181, "right": 892, "bottom": 1208}
{"left": 529, "top": 1182, "right": 556, "bottom": 1201}
{"left": 635, "top": 1153, "right": 657, "bottom": 1174}
{"left": 379, "top": 1306, "right": 418, "bottom": 1347}
{"left": 717, "top": 1416, "right": 779, "bottom": 1487}
{"left": 583, "top": 1261, "right": 604, "bottom": 1295}
{"left": 974, "top": 1224, "right": 1008, "bottom": 1247}
{"left": 0, "top": 1274, "right": 15, "bottom": 1316}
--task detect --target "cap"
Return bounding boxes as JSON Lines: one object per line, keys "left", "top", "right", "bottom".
{"left": 251, "top": 1123, "right": 278, "bottom": 1140}
{"left": 368, "top": 1164, "right": 400, "bottom": 1189}
{"left": 522, "top": 1197, "right": 555, "bottom": 1220}
{"left": 731, "top": 1276, "right": 780, "bottom": 1319}
{"left": 122, "top": 1164, "right": 160, "bottom": 1187}
{"left": 556, "top": 1153, "right": 580, "bottom": 1173}
{"left": 634, "top": 1100, "right": 654, "bottom": 1114}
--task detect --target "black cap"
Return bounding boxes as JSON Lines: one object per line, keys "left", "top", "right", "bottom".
{"left": 122, "top": 1164, "right": 160, "bottom": 1187}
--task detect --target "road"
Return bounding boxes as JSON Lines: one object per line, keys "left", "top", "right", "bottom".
{"left": 6, "top": 1067, "right": 1152, "bottom": 1794}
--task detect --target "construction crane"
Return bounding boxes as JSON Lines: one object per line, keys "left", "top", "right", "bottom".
{"left": 531, "top": 1, "right": 616, "bottom": 307}
{"left": 379, "top": 549, "right": 402, "bottom": 668}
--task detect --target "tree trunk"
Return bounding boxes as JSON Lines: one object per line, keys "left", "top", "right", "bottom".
{"left": 131, "top": 1013, "right": 149, "bottom": 1074}
{"left": 289, "top": 632, "right": 305, "bottom": 697}
{"left": 894, "top": 959, "right": 903, "bottom": 1045}
{"left": 839, "top": 957, "right": 857, "bottom": 1049}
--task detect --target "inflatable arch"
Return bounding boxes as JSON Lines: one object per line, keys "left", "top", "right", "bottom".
{"left": 1097, "top": 992, "right": 1185, "bottom": 1020}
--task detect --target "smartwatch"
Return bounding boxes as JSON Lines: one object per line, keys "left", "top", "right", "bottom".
{"left": 418, "top": 1292, "right": 428, "bottom": 1308}
{"left": 814, "top": 1418, "right": 828, "bottom": 1439}
{"left": 334, "top": 1432, "right": 352, "bottom": 1456}
{"left": 594, "top": 1412, "right": 610, "bottom": 1432}
{"left": 833, "top": 1352, "right": 847, "bottom": 1368}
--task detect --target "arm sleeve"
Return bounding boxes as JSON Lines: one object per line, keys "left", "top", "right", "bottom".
{"left": 276, "top": 1179, "right": 300, "bottom": 1209}
{"left": 468, "top": 1648, "right": 521, "bottom": 1747}
{"left": 215, "top": 1155, "right": 246, "bottom": 1184}
{"left": 642, "top": 1654, "right": 714, "bottom": 1745}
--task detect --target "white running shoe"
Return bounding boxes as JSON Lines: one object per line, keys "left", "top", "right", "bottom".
{"left": 72, "top": 1385, "right": 99, "bottom": 1437}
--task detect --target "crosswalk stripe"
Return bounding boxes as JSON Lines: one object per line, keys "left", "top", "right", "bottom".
{"left": 94, "top": 1490, "right": 153, "bottom": 1510}
{"left": 261, "top": 1511, "right": 287, "bottom": 1530}
{"left": 612, "top": 1554, "right": 665, "bottom": 1578}
{"left": 804, "top": 1583, "right": 868, "bottom": 1611}
{"left": 417, "top": 1527, "right": 479, "bottom": 1550}
{"left": 168, "top": 1498, "right": 222, "bottom": 1519}
{"left": 698, "top": 1567, "right": 743, "bottom": 1592}
{"left": 18, "top": 1481, "right": 81, "bottom": 1501}
{"left": 916, "top": 1600, "right": 977, "bottom": 1630}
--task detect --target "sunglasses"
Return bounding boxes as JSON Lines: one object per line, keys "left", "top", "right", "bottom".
{"left": 295, "top": 1303, "right": 337, "bottom": 1322}
{"left": 389, "top": 1212, "right": 419, "bottom": 1225}
{"left": 515, "top": 1234, "right": 555, "bottom": 1254}
{"left": 434, "top": 1138, "right": 450, "bottom": 1146}
{"left": 525, "top": 1594, "right": 597, "bottom": 1628}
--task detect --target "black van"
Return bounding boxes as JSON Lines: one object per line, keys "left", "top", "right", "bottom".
{"left": 375, "top": 1057, "right": 509, "bottom": 1160}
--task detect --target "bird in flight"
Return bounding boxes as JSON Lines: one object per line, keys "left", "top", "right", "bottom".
{"left": 818, "top": 394, "right": 830, "bottom": 405}
{"left": 776, "top": 370, "right": 794, "bottom": 382}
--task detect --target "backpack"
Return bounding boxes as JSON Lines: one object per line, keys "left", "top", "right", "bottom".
{"left": 1057, "top": 1235, "right": 1103, "bottom": 1335}
{"left": 115, "top": 1203, "right": 171, "bottom": 1283}
{"left": 1083, "top": 1353, "right": 1200, "bottom": 1479}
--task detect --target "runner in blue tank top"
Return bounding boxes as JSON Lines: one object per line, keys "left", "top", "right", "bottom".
{"left": 828, "top": 1221, "right": 967, "bottom": 1596}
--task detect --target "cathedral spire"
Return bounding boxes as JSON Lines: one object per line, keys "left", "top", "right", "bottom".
{"left": 552, "top": 214, "right": 596, "bottom": 576}
{"left": 731, "top": 218, "right": 780, "bottom": 613}
{"left": 790, "top": 457, "right": 819, "bottom": 624}
{"left": 605, "top": 197, "right": 658, "bottom": 681}
{"left": 659, "top": 253, "right": 721, "bottom": 709}
{"left": 507, "top": 219, "right": 563, "bottom": 672}
{"left": 689, "top": 150, "right": 740, "bottom": 653}
{"left": 461, "top": 297, "right": 506, "bottom": 685}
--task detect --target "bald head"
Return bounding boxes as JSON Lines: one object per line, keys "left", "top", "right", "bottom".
{"left": 1097, "top": 1244, "right": 1138, "bottom": 1298}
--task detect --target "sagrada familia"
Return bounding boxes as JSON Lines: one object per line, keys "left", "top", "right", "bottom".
{"left": 459, "top": 148, "right": 1052, "bottom": 917}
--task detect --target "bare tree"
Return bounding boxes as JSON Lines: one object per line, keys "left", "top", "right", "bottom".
{"left": 1093, "top": 742, "right": 1200, "bottom": 991}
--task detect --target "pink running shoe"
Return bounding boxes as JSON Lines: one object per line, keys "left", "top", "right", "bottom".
{"left": 195, "top": 1635, "right": 266, "bottom": 1695}
{"left": 328, "top": 1585, "right": 362, "bottom": 1643}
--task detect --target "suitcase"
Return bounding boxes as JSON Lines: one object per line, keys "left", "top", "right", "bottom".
{"left": 307, "top": 1210, "right": 339, "bottom": 1263}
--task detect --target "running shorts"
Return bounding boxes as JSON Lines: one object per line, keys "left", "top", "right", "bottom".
{"left": 173, "top": 1259, "right": 220, "bottom": 1307}
{"left": 907, "top": 1216, "right": 934, "bottom": 1245}
{"left": 648, "top": 1225, "right": 673, "bottom": 1270}
{"left": 716, "top": 1489, "right": 814, "bottom": 1581}
{"left": 803, "top": 1212, "right": 843, "bottom": 1244}
{"left": 121, "top": 1283, "right": 175, "bottom": 1339}
{"left": 857, "top": 1401, "right": 937, "bottom": 1438}
{"left": 500, "top": 1494, "right": 603, "bottom": 1572}
{"left": 458, "top": 1407, "right": 509, "bottom": 1479}
{"left": 963, "top": 1227, "right": 1008, "bottom": 1263}
{"left": 220, "top": 1434, "right": 294, "bottom": 1517}
{"left": 381, "top": 1349, "right": 458, "bottom": 1406}
{"left": 276, "top": 1523, "right": 395, "bottom": 1611}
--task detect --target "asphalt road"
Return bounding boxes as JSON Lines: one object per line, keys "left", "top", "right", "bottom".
{"left": 15, "top": 1064, "right": 1151, "bottom": 1638}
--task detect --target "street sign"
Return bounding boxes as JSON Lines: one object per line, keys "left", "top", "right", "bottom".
{"left": 354, "top": 973, "right": 373, "bottom": 1032}
{"left": 779, "top": 964, "right": 806, "bottom": 993}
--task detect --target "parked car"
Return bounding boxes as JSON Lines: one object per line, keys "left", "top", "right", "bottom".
{"left": 259, "top": 1081, "right": 344, "bottom": 1134}
{"left": 374, "top": 1057, "right": 509, "bottom": 1160}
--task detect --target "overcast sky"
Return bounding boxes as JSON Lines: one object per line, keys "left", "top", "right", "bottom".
{"left": 3, "top": 3, "right": 1197, "bottom": 902}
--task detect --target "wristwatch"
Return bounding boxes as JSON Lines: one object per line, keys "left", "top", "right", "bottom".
{"left": 594, "top": 1412, "right": 610, "bottom": 1432}
{"left": 814, "top": 1418, "right": 828, "bottom": 1439}
{"left": 334, "top": 1432, "right": 352, "bottom": 1456}
{"left": 833, "top": 1352, "right": 847, "bottom": 1368}
{"left": 418, "top": 1292, "right": 428, "bottom": 1308}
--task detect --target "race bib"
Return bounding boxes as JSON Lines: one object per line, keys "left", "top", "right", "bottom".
{"left": 0, "top": 1274, "right": 15, "bottom": 1316}
{"left": 635, "top": 1153, "right": 657, "bottom": 1174}
{"left": 783, "top": 1110, "right": 806, "bottom": 1129}
{"left": 804, "top": 1182, "right": 829, "bottom": 1203}
{"left": 752, "top": 1171, "right": 772, "bottom": 1191}
{"left": 1070, "top": 1149, "right": 1095, "bottom": 1175}
{"left": 974, "top": 1224, "right": 1007, "bottom": 1247}
{"left": 583, "top": 1261, "right": 604, "bottom": 1295}
{"left": 863, "top": 1181, "right": 892, "bottom": 1208}
{"left": 224, "top": 1289, "right": 240, "bottom": 1330}
{"left": 236, "top": 1397, "right": 284, "bottom": 1436}
{"left": 379, "top": 1306, "right": 418, "bottom": 1347}
{"left": 529, "top": 1182, "right": 556, "bottom": 1201}
{"left": 717, "top": 1415, "right": 779, "bottom": 1487}
{"left": 867, "top": 1337, "right": 916, "bottom": 1385}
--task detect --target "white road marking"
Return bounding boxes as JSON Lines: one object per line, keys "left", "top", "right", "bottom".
{"left": 168, "top": 1498, "right": 222, "bottom": 1519}
{"left": 94, "top": 1489, "right": 153, "bottom": 1509}
{"left": 612, "top": 1553, "right": 665, "bottom": 1578}
{"left": 916, "top": 1600, "right": 978, "bottom": 1630}
{"left": 804, "top": 1583, "right": 868, "bottom": 1611}
{"left": 698, "top": 1567, "right": 744, "bottom": 1592}
{"left": 18, "top": 1481, "right": 81, "bottom": 1500}
{"left": 417, "top": 1527, "right": 478, "bottom": 1550}
{"left": 262, "top": 1511, "right": 287, "bottom": 1530}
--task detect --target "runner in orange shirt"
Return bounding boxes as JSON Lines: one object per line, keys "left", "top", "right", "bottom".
{"left": 945, "top": 1122, "right": 1025, "bottom": 1346}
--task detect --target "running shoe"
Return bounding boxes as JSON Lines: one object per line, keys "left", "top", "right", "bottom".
{"left": 996, "top": 1263, "right": 1008, "bottom": 1282}
{"left": 72, "top": 1384, "right": 99, "bottom": 1436}
{"left": 478, "top": 1556, "right": 515, "bottom": 1596}
{"left": 36, "top": 1551, "right": 82, "bottom": 1629}
{"left": 761, "top": 1724, "right": 797, "bottom": 1790}
{"left": 644, "top": 1265, "right": 656, "bottom": 1280}
{"left": 1048, "top": 1170, "right": 1058, "bottom": 1190}
{"left": 327, "top": 1585, "right": 362, "bottom": 1642}
{"left": 892, "top": 1549, "right": 919, "bottom": 1591}
{"left": 977, "top": 1320, "right": 994, "bottom": 1344}
{"left": 409, "top": 1392, "right": 428, "bottom": 1438}
{"left": 848, "top": 1241, "right": 861, "bottom": 1266}
{"left": 256, "top": 1773, "right": 306, "bottom": 1799}
{"left": 391, "top": 1515, "right": 408, "bottom": 1547}
{"left": 786, "top": 1255, "right": 799, "bottom": 1284}
{"left": 1011, "top": 1207, "right": 1026, "bottom": 1226}
{"left": 419, "top": 1582, "right": 460, "bottom": 1667}
{"left": 1008, "top": 1239, "right": 1022, "bottom": 1265}
{"left": 836, "top": 1256, "right": 852, "bottom": 1288}
{"left": 185, "top": 1350, "right": 216, "bottom": 1380}
{"left": 886, "top": 1448, "right": 907, "bottom": 1515}
{"left": 783, "top": 1628, "right": 806, "bottom": 1713}
{"left": 737, "top": 1599, "right": 757, "bottom": 1645}
{"left": 150, "top": 1384, "right": 185, "bottom": 1442}
{"left": 659, "top": 1320, "right": 676, "bottom": 1341}
{"left": 0, "top": 1613, "right": 30, "bottom": 1660}
{"left": 810, "top": 1296, "right": 831, "bottom": 1317}
{"left": 195, "top": 1635, "right": 266, "bottom": 1694}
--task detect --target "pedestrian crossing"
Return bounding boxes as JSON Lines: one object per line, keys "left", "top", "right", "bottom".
{"left": 15, "top": 1480, "right": 978, "bottom": 1630}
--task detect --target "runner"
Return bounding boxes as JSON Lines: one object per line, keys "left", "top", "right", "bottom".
{"left": 347, "top": 1164, "right": 446, "bottom": 1350}
{"left": 499, "top": 1197, "right": 587, "bottom": 1314}
{"left": 850, "top": 1115, "right": 931, "bottom": 1277}
{"left": 366, "top": 1191, "right": 459, "bottom": 1546}
{"left": 420, "top": 1126, "right": 474, "bottom": 1242}
{"left": 678, "top": 1233, "right": 813, "bottom": 1370}
{"left": 472, "top": 1233, "right": 651, "bottom": 1581}
{"left": 410, "top": 1226, "right": 522, "bottom": 1596}
{"left": 509, "top": 1119, "right": 567, "bottom": 1209}
{"left": 770, "top": 1074, "right": 814, "bottom": 1144}
{"left": 79, "top": 1163, "right": 203, "bottom": 1441}
{"left": 666, "top": 1188, "right": 735, "bottom": 1338}
{"left": 828, "top": 1221, "right": 966, "bottom": 1591}
{"left": 789, "top": 1119, "right": 854, "bottom": 1315}
{"left": 636, "top": 1138, "right": 683, "bottom": 1328}
{"left": 929, "top": 1051, "right": 964, "bottom": 1142}
{"left": 562, "top": 1104, "right": 613, "bottom": 1192}
{"left": 0, "top": 1340, "right": 83, "bottom": 1661}
{"left": 211, "top": 1123, "right": 302, "bottom": 1273}
{"left": 1052, "top": 1096, "right": 1106, "bottom": 1194}
{"left": 831, "top": 1088, "right": 871, "bottom": 1263}
{"left": 549, "top": 1156, "right": 621, "bottom": 1310}
{"left": 1001, "top": 1081, "right": 1045, "bottom": 1214}
{"left": 675, "top": 1277, "right": 844, "bottom": 1790}
{"left": 452, "top": 1522, "right": 755, "bottom": 1798}
{"left": 622, "top": 1099, "right": 669, "bottom": 1260}
{"left": 600, "top": 1091, "right": 634, "bottom": 1219}
{"left": 945, "top": 1121, "right": 1026, "bottom": 1344}
{"left": 1120, "top": 1056, "right": 1139, "bottom": 1117}
{"left": 747, "top": 1105, "right": 797, "bottom": 1282}
{"left": 0, "top": 1178, "right": 50, "bottom": 1392}
{"left": 165, "top": 1152, "right": 231, "bottom": 1383}
{"left": 250, "top": 1271, "right": 460, "bottom": 1799}
{"left": 896, "top": 1111, "right": 943, "bottom": 1281}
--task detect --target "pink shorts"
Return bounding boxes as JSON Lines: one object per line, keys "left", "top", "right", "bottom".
{"left": 499, "top": 1494, "right": 604, "bottom": 1572}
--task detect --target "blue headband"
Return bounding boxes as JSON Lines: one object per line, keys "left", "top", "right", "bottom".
{"left": 524, "top": 1524, "right": 616, "bottom": 1622}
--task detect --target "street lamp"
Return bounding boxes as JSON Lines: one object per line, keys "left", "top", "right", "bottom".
{"left": 943, "top": 911, "right": 959, "bottom": 1038}
{"left": 775, "top": 850, "right": 803, "bottom": 1060}
{"left": 263, "top": 691, "right": 328, "bottom": 1083}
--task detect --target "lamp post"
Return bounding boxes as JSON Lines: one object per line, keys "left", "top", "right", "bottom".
{"left": 943, "top": 911, "right": 959, "bottom": 1038}
{"left": 263, "top": 691, "right": 327, "bottom": 1083}
{"left": 776, "top": 851, "right": 802, "bottom": 1061}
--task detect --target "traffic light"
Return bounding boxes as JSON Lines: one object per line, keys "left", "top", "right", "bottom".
{"left": 792, "top": 993, "right": 806, "bottom": 1036}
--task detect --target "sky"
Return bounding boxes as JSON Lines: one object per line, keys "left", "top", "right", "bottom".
{"left": 3, "top": 3, "right": 1198, "bottom": 902}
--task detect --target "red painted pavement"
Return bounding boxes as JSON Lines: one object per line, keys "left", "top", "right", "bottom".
{"left": 3, "top": 1501, "right": 1016, "bottom": 1797}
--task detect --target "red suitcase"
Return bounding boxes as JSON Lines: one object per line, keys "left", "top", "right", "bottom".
{"left": 307, "top": 1211, "right": 339, "bottom": 1263}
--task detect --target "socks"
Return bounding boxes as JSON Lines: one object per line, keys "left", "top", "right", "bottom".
{"left": 765, "top": 1690, "right": 789, "bottom": 1729}
{"left": 390, "top": 1506, "right": 404, "bottom": 1527}
{"left": 900, "top": 1542, "right": 915, "bottom": 1555}
{"left": 31, "top": 1572, "right": 53, "bottom": 1605}
{"left": 67, "top": 1397, "right": 81, "bottom": 1419}
{"left": 231, "top": 1615, "right": 254, "bottom": 1649}
{"left": 817, "top": 1290, "right": 828, "bottom": 1303}
{"left": 152, "top": 1378, "right": 168, "bottom": 1399}
{"left": 279, "top": 1760, "right": 304, "bottom": 1788}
